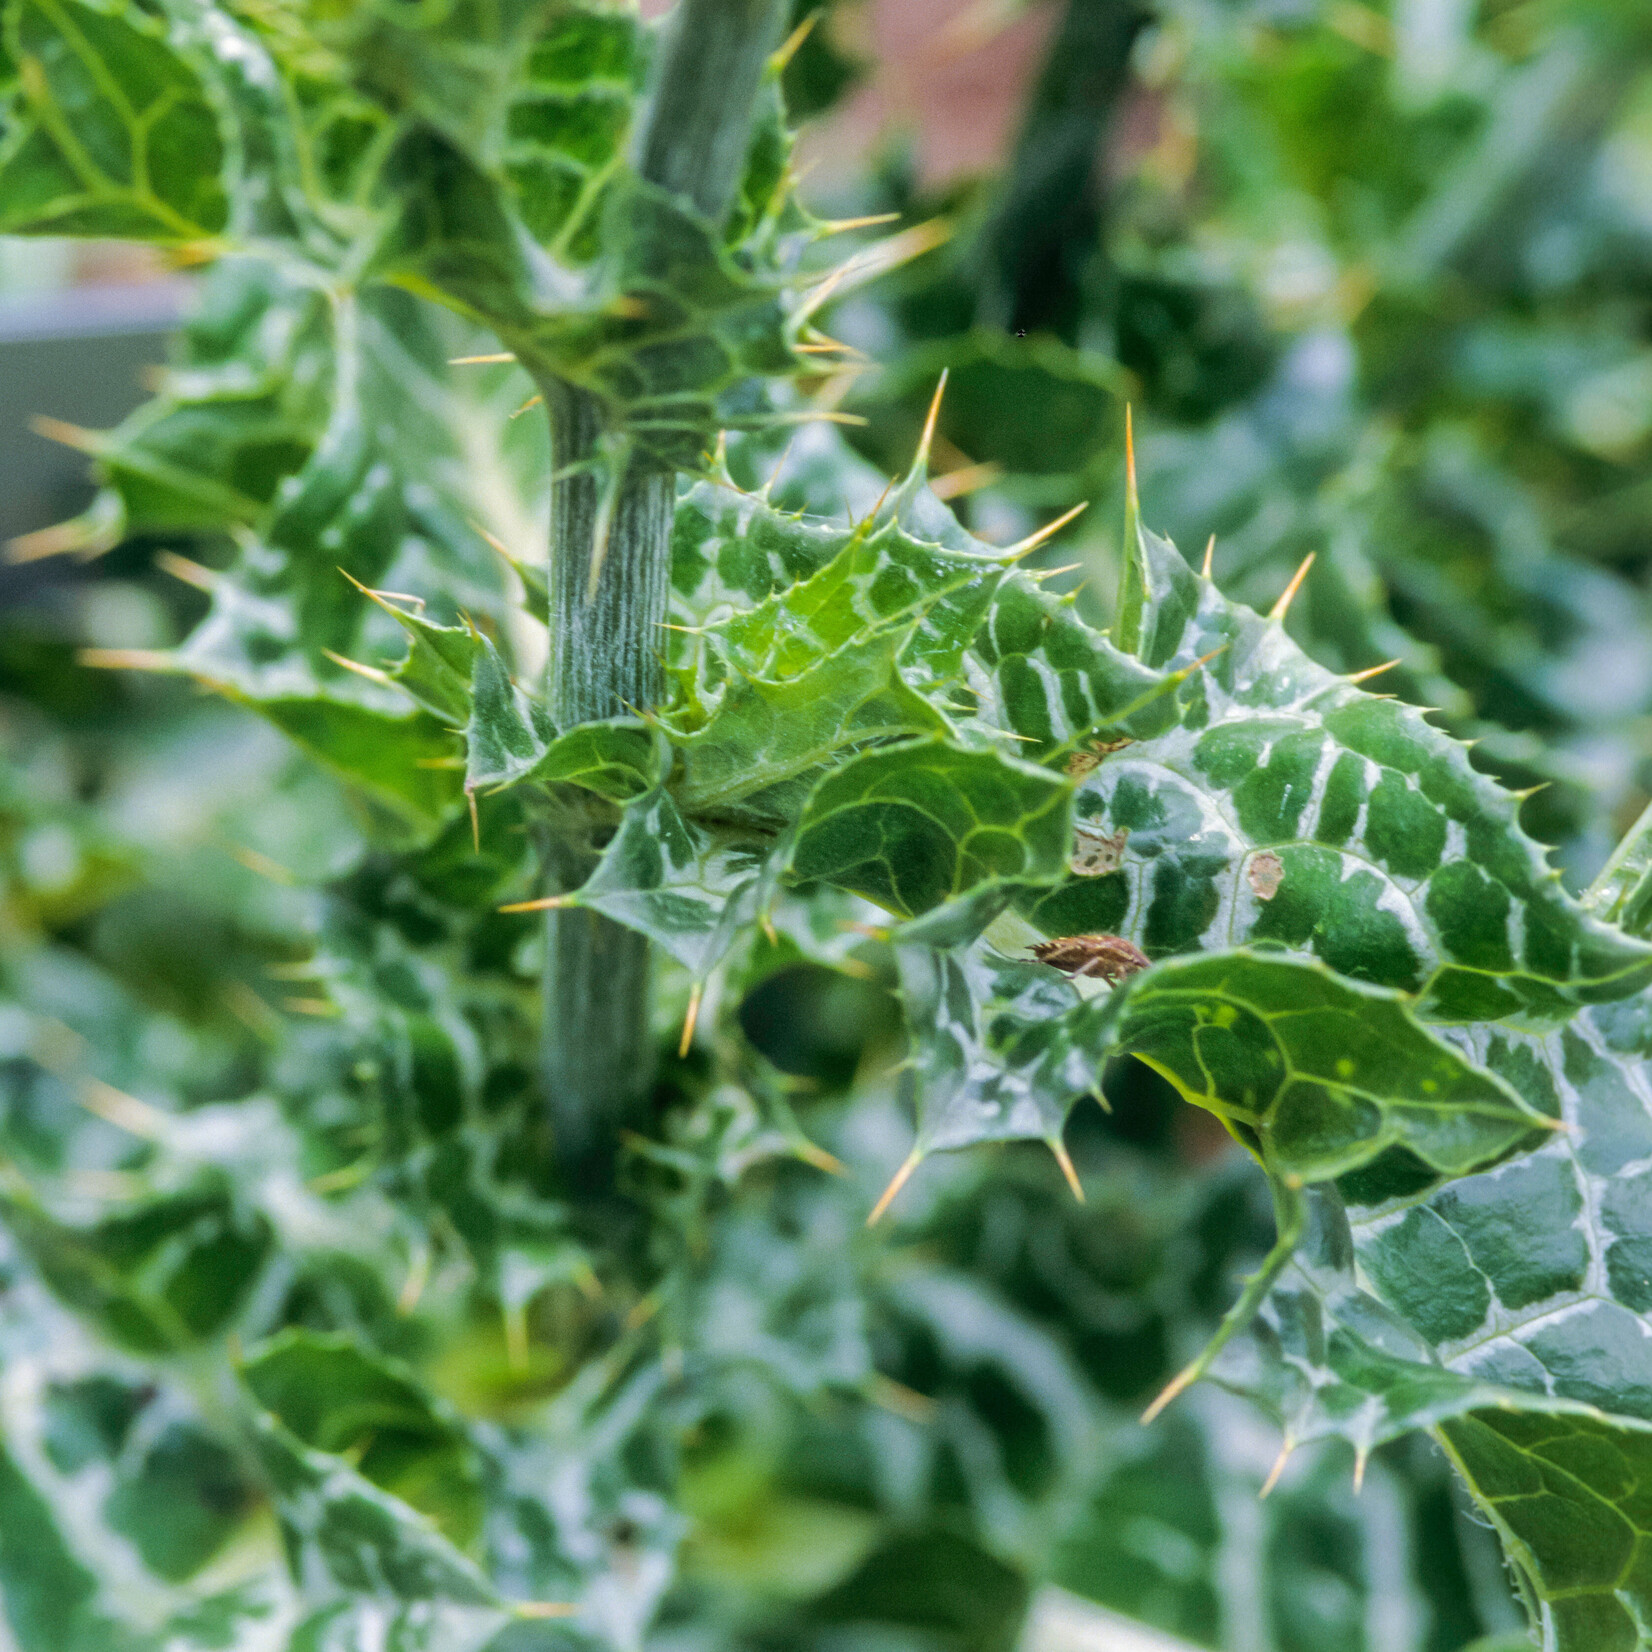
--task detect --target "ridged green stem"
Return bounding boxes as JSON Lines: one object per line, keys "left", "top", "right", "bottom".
{"left": 540, "top": 0, "right": 788, "bottom": 1193}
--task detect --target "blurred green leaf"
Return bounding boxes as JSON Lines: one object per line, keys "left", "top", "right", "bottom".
{"left": 1, "top": 1180, "right": 271, "bottom": 1354}
{"left": 0, "top": 0, "right": 227, "bottom": 239}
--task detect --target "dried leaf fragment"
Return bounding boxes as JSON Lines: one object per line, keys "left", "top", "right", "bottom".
{"left": 1070, "top": 822, "right": 1129, "bottom": 877}
{"left": 1247, "top": 851, "right": 1285, "bottom": 901}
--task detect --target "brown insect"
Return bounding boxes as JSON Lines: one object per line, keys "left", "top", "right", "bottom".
{"left": 1031, "top": 933, "right": 1151, "bottom": 984}
{"left": 1063, "top": 736, "right": 1135, "bottom": 778}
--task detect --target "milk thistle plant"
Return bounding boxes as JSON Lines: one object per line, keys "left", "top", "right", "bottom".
{"left": 4, "top": 3, "right": 1652, "bottom": 1650}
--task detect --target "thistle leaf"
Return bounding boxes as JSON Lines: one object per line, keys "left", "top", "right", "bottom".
{"left": 790, "top": 738, "right": 1074, "bottom": 919}
{"left": 1012, "top": 518, "right": 1652, "bottom": 1021}
{"left": 671, "top": 627, "right": 948, "bottom": 816}
{"left": 463, "top": 635, "right": 544, "bottom": 793}
{"left": 0, "top": 0, "right": 228, "bottom": 240}
{"left": 559, "top": 788, "right": 775, "bottom": 975}
{"left": 249, "top": 1416, "right": 500, "bottom": 1607}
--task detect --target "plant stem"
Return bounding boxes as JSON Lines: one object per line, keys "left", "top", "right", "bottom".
{"left": 540, "top": 0, "right": 788, "bottom": 1192}
{"left": 539, "top": 380, "right": 673, "bottom": 1185}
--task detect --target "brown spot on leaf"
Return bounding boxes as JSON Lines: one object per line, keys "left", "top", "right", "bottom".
{"left": 1247, "top": 851, "right": 1284, "bottom": 901}
{"left": 1070, "top": 823, "right": 1128, "bottom": 876}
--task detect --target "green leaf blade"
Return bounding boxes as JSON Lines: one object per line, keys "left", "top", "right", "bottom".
{"left": 790, "top": 738, "right": 1074, "bottom": 919}
{"left": 1, "top": 0, "right": 228, "bottom": 240}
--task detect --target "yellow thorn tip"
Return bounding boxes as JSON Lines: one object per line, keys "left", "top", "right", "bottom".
{"left": 1260, "top": 1439, "right": 1294, "bottom": 1499}
{"left": 1268, "top": 552, "right": 1316, "bottom": 623}
{"left": 915, "top": 369, "right": 949, "bottom": 473}
{"left": 1124, "top": 404, "right": 1138, "bottom": 514}
{"left": 1006, "top": 500, "right": 1088, "bottom": 561}
{"left": 771, "top": 8, "right": 818, "bottom": 73}
{"left": 1345, "top": 657, "right": 1402, "bottom": 685}
{"left": 497, "top": 895, "right": 574, "bottom": 914}
{"left": 1050, "top": 1139, "right": 1085, "bottom": 1203}
{"left": 1141, "top": 1361, "right": 1196, "bottom": 1425}
{"left": 678, "top": 980, "right": 703, "bottom": 1059}
{"left": 867, "top": 1150, "right": 921, "bottom": 1226}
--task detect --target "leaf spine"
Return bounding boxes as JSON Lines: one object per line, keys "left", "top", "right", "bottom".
{"left": 498, "top": 894, "right": 576, "bottom": 913}
{"left": 678, "top": 980, "right": 704, "bottom": 1058}
{"left": 815, "top": 213, "right": 900, "bottom": 236}
{"left": 1345, "top": 657, "right": 1401, "bottom": 685}
{"left": 76, "top": 647, "right": 175, "bottom": 672}
{"left": 867, "top": 1148, "right": 922, "bottom": 1226}
{"left": 28, "top": 414, "right": 98, "bottom": 453}
{"left": 1124, "top": 403, "right": 1138, "bottom": 516}
{"left": 1267, "top": 551, "right": 1316, "bottom": 623}
{"left": 914, "top": 369, "right": 949, "bottom": 474}
{"left": 1005, "top": 501, "right": 1088, "bottom": 561}
{"left": 930, "top": 459, "right": 1003, "bottom": 501}
{"left": 321, "top": 649, "right": 392, "bottom": 686}
{"left": 154, "top": 550, "right": 216, "bottom": 589}
{"left": 1259, "top": 1437, "right": 1295, "bottom": 1499}
{"left": 770, "top": 9, "right": 819, "bottom": 72}
{"left": 1049, "top": 1138, "right": 1085, "bottom": 1202}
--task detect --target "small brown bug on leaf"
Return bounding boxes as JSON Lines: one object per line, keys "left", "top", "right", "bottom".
{"left": 1031, "top": 933, "right": 1151, "bottom": 984}
{"left": 1063, "top": 736, "right": 1135, "bottom": 778}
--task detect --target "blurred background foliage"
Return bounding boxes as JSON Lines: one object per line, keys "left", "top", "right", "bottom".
{"left": 0, "top": 0, "right": 1647, "bottom": 1647}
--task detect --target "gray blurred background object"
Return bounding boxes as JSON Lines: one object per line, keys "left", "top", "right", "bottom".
{"left": 0, "top": 277, "right": 191, "bottom": 557}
